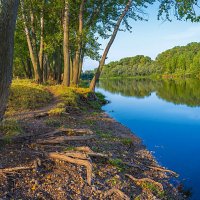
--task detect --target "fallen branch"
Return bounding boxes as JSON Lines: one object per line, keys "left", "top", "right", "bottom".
{"left": 48, "top": 152, "right": 92, "bottom": 185}
{"left": 125, "top": 174, "right": 163, "bottom": 191}
{"left": 104, "top": 188, "right": 130, "bottom": 200}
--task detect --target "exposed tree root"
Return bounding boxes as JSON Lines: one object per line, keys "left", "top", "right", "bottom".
{"left": 63, "top": 152, "right": 89, "bottom": 160}
{"left": 149, "top": 166, "right": 178, "bottom": 177}
{"left": 37, "top": 135, "right": 96, "bottom": 144}
{"left": 48, "top": 152, "right": 92, "bottom": 185}
{"left": 74, "top": 146, "right": 93, "bottom": 153}
{"left": 104, "top": 188, "right": 130, "bottom": 200}
{"left": 0, "top": 166, "right": 35, "bottom": 174}
{"left": 125, "top": 174, "right": 163, "bottom": 191}
{"left": 34, "top": 112, "right": 49, "bottom": 119}
{"left": 37, "top": 129, "right": 94, "bottom": 139}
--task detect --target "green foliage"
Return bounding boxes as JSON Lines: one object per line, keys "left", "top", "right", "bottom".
{"left": 0, "top": 119, "right": 22, "bottom": 142}
{"left": 101, "top": 55, "right": 154, "bottom": 78}
{"left": 100, "top": 43, "right": 200, "bottom": 78}
{"left": 155, "top": 42, "right": 200, "bottom": 76}
{"left": 7, "top": 79, "right": 52, "bottom": 113}
{"left": 158, "top": 0, "right": 200, "bottom": 22}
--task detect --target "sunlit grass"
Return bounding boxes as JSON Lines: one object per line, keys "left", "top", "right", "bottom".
{"left": 7, "top": 79, "right": 52, "bottom": 114}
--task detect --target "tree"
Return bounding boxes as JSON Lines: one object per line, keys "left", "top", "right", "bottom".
{"left": 89, "top": 0, "right": 155, "bottom": 91}
{"left": 158, "top": 0, "right": 200, "bottom": 21}
{"left": 63, "top": 0, "right": 70, "bottom": 86}
{"left": 0, "top": 0, "right": 19, "bottom": 121}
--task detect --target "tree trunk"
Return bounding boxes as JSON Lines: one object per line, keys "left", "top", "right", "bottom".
{"left": 57, "top": 48, "right": 62, "bottom": 84}
{"left": 39, "top": 5, "right": 45, "bottom": 79}
{"left": 73, "top": 0, "right": 85, "bottom": 86}
{"left": 89, "top": 0, "right": 132, "bottom": 91}
{"left": 0, "top": 0, "right": 19, "bottom": 121}
{"left": 43, "top": 54, "right": 48, "bottom": 83}
{"left": 70, "top": 58, "right": 73, "bottom": 82}
{"left": 62, "top": 0, "right": 70, "bottom": 86}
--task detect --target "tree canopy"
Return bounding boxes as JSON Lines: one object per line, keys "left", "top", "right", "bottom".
{"left": 99, "top": 42, "right": 200, "bottom": 78}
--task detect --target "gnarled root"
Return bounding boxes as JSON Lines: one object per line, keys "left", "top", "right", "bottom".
{"left": 125, "top": 174, "right": 163, "bottom": 191}
{"left": 104, "top": 188, "right": 130, "bottom": 200}
{"left": 48, "top": 152, "right": 92, "bottom": 185}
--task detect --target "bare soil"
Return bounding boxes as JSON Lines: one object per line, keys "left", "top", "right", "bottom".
{"left": 0, "top": 97, "right": 185, "bottom": 200}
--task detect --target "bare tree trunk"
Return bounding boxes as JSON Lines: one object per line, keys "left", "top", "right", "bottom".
{"left": 43, "top": 54, "right": 48, "bottom": 83}
{"left": 0, "top": 0, "right": 19, "bottom": 121}
{"left": 57, "top": 48, "right": 62, "bottom": 84}
{"left": 89, "top": 0, "right": 132, "bottom": 91}
{"left": 78, "top": 55, "right": 84, "bottom": 81}
{"left": 73, "top": 0, "right": 85, "bottom": 86}
{"left": 39, "top": 4, "right": 45, "bottom": 79}
{"left": 63, "top": 0, "right": 70, "bottom": 86}
{"left": 21, "top": 0, "right": 43, "bottom": 83}
{"left": 29, "top": 4, "right": 43, "bottom": 83}
{"left": 20, "top": 0, "right": 40, "bottom": 82}
{"left": 70, "top": 58, "right": 73, "bottom": 82}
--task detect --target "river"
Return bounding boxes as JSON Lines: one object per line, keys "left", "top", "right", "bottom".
{"left": 97, "top": 78, "right": 200, "bottom": 200}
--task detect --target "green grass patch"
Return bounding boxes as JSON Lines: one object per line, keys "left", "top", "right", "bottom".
{"left": 140, "top": 182, "right": 165, "bottom": 198}
{"left": 44, "top": 118, "right": 62, "bottom": 127}
{"left": 109, "top": 158, "right": 126, "bottom": 172}
{"left": 7, "top": 79, "right": 52, "bottom": 113}
{"left": 121, "top": 138, "right": 133, "bottom": 146}
{"left": 0, "top": 119, "right": 23, "bottom": 142}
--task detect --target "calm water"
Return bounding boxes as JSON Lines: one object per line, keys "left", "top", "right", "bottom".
{"left": 97, "top": 78, "right": 200, "bottom": 200}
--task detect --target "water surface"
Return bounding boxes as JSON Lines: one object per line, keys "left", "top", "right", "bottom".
{"left": 97, "top": 78, "right": 200, "bottom": 200}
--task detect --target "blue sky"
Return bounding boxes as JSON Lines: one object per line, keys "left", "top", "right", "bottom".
{"left": 83, "top": 3, "right": 200, "bottom": 71}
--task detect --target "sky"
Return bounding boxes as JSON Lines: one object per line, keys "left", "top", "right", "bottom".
{"left": 83, "top": 3, "right": 200, "bottom": 71}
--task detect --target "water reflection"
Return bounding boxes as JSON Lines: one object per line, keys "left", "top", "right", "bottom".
{"left": 99, "top": 78, "right": 200, "bottom": 107}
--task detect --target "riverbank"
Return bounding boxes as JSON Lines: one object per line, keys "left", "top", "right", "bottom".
{"left": 0, "top": 81, "right": 184, "bottom": 199}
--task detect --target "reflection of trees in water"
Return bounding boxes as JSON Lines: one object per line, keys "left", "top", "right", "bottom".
{"left": 99, "top": 78, "right": 200, "bottom": 107}
{"left": 157, "top": 79, "right": 200, "bottom": 107}
{"left": 99, "top": 78, "right": 161, "bottom": 98}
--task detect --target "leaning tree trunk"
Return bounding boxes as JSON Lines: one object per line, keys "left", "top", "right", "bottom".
{"left": 0, "top": 0, "right": 19, "bottom": 121}
{"left": 89, "top": 0, "right": 132, "bottom": 91}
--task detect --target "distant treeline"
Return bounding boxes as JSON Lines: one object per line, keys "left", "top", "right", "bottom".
{"left": 98, "top": 42, "right": 200, "bottom": 78}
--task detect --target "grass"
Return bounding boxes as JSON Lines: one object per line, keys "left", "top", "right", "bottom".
{"left": 49, "top": 85, "right": 106, "bottom": 112}
{"left": 109, "top": 158, "right": 126, "bottom": 172}
{"left": 44, "top": 118, "right": 62, "bottom": 127}
{"left": 7, "top": 79, "right": 106, "bottom": 116}
{"left": 121, "top": 138, "right": 133, "bottom": 146}
{"left": 106, "top": 176, "right": 121, "bottom": 187}
{"left": 140, "top": 182, "right": 165, "bottom": 198}
{"left": 0, "top": 119, "right": 23, "bottom": 142}
{"left": 7, "top": 79, "right": 52, "bottom": 114}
